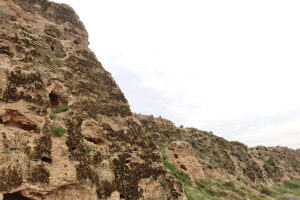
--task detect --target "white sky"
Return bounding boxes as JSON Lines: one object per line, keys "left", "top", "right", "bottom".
{"left": 52, "top": 0, "right": 300, "bottom": 149}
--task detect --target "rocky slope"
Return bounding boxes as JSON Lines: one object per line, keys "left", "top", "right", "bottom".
{"left": 136, "top": 114, "right": 300, "bottom": 199}
{"left": 0, "top": 0, "right": 299, "bottom": 200}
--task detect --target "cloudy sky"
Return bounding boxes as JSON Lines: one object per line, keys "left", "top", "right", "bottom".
{"left": 52, "top": 0, "right": 300, "bottom": 149}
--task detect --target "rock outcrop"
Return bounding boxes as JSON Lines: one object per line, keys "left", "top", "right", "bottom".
{"left": 0, "top": 0, "right": 186, "bottom": 199}
{"left": 0, "top": 0, "right": 299, "bottom": 200}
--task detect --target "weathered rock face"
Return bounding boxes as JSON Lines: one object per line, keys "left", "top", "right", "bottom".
{"left": 0, "top": 0, "right": 186, "bottom": 199}
{"left": 136, "top": 114, "right": 300, "bottom": 199}
{"left": 0, "top": 0, "right": 300, "bottom": 200}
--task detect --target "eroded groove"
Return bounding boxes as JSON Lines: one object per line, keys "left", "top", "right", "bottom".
{"left": 0, "top": 110, "right": 38, "bottom": 133}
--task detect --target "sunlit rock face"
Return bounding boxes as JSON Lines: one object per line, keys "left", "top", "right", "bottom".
{"left": 0, "top": 0, "right": 300, "bottom": 200}
{"left": 0, "top": 0, "right": 186, "bottom": 199}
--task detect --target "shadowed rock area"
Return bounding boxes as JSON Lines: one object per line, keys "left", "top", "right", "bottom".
{"left": 0, "top": 0, "right": 299, "bottom": 200}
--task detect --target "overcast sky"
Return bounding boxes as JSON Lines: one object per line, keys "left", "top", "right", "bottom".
{"left": 52, "top": 0, "right": 300, "bottom": 149}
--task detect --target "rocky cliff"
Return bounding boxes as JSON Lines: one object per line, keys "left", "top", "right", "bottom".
{"left": 0, "top": 0, "right": 299, "bottom": 200}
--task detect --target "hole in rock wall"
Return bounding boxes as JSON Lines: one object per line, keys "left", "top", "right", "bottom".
{"left": 49, "top": 91, "right": 68, "bottom": 108}
{"left": 51, "top": 46, "right": 54, "bottom": 52}
{"left": 41, "top": 157, "right": 52, "bottom": 163}
{"left": 49, "top": 92, "right": 59, "bottom": 108}
{"left": 180, "top": 164, "right": 187, "bottom": 171}
{"left": 3, "top": 192, "right": 32, "bottom": 200}
{"left": 0, "top": 110, "right": 38, "bottom": 133}
{"left": 73, "top": 40, "right": 79, "bottom": 45}
{"left": 120, "top": 194, "right": 126, "bottom": 199}
{"left": 125, "top": 160, "right": 130, "bottom": 164}
{"left": 85, "top": 137, "right": 105, "bottom": 145}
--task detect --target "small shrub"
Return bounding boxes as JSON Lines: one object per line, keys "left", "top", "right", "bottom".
{"left": 85, "top": 144, "right": 94, "bottom": 153}
{"left": 260, "top": 187, "right": 273, "bottom": 196}
{"left": 186, "top": 137, "right": 197, "bottom": 148}
{"left": 223, "top": 181, "right": 235, "bottom": 189}
{"left": 54, "top": 51, "right": 66, "bottom": 58}
{"left": 264, "top": 157, "right": 282, "bottom": 178}
{"left": 230, "top": 141, "right": 248, "bottom": 150}
{"left": 49, "top": 124, "right": 66, "bottom": 137}
{"left": 49, "top": 66, "right": 57, "bottom": 73}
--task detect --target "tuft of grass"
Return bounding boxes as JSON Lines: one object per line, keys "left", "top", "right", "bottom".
{"left": 160, "top": 181, "right": 168, "bottom": 191}
{"left": 54, "top": 51, "right": 66, "bottom": 58}
{"left": 223, "top": 181, "right": 235, "bottom": 189}
{"left": 186, "top": 137, "right": 198, "bottom": 148}
{"left": 260, "top": 187, "right": 273, "bottom": 196}
{"left": 85, "top": 144, "right": 94, "bottom": 153}
{"left": 49, "top": 123, "right": 66, "bottom": 137}
{"left": 184, "top": 186, "right": 206, "bottom": 200}
{"left": 49, "top": 66, "right": 57, "bottom": 74}
{"left": 230, "top": 141, "right": 248, "bottom": 150}
{"left": 163, "top": 159, "right": 192, "bottom": 186}
{"left": 50, "top": 105, "right": 68, "bottom": 119}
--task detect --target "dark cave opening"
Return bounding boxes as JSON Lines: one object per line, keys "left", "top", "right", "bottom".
{"left": 41, "top": 156, "right": 52, "bottom": 163}
{"left": 49, "top": 92, "right": 59, "bottom": 108}
{"left": 3, "top": 192, "right": 31, "bottom": 200}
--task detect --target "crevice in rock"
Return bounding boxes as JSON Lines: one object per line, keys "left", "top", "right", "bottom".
{"left": 3, "top": 192, "right": 32, "bottom": 200}
{"left": 84, "top": 136, "right": 105, "bottom": 145}
{"left": 41, "top": 156, "right": 52, "bottom": 163}
{"left": 0, "top": 110, "right": 38, "bottom": 133}
{"left": 0, "top": 46, "right": 13, "bottom": 56}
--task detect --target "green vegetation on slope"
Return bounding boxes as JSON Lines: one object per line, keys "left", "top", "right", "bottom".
{"left": 50, "top": 105, "right": 68, "bottom": 119}
{"left": 49, "top": 123, "right": 66, "bottom": 137}
{"left": 259, "top": 179, "right": 300, "bottom": 199}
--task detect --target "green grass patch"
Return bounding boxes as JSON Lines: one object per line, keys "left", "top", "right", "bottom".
{"left": 272, "top": 179, "right": 300, "bottom": 197}
{"left": 160, "top": 181, "right": 168, "bottom": 191}
{"left": 54, "top": 51, "right": 66, "bottom": 58}
{"left": 49, "top": 123, "right": 66, "bottom": 137}
{"left": 85, "top": 144, "right": 94, "bottom": 153}
{"left": 50, "top": 105, "right": 68, "bottom": 119}
{"left": 49, "top": 66, "right": 57, "bottom": 74}
{"left": 184, "top": 186, "right": 207, "bottom": 200}
{"left": 158, "top": 143, "right": 192, "bottom": 187}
